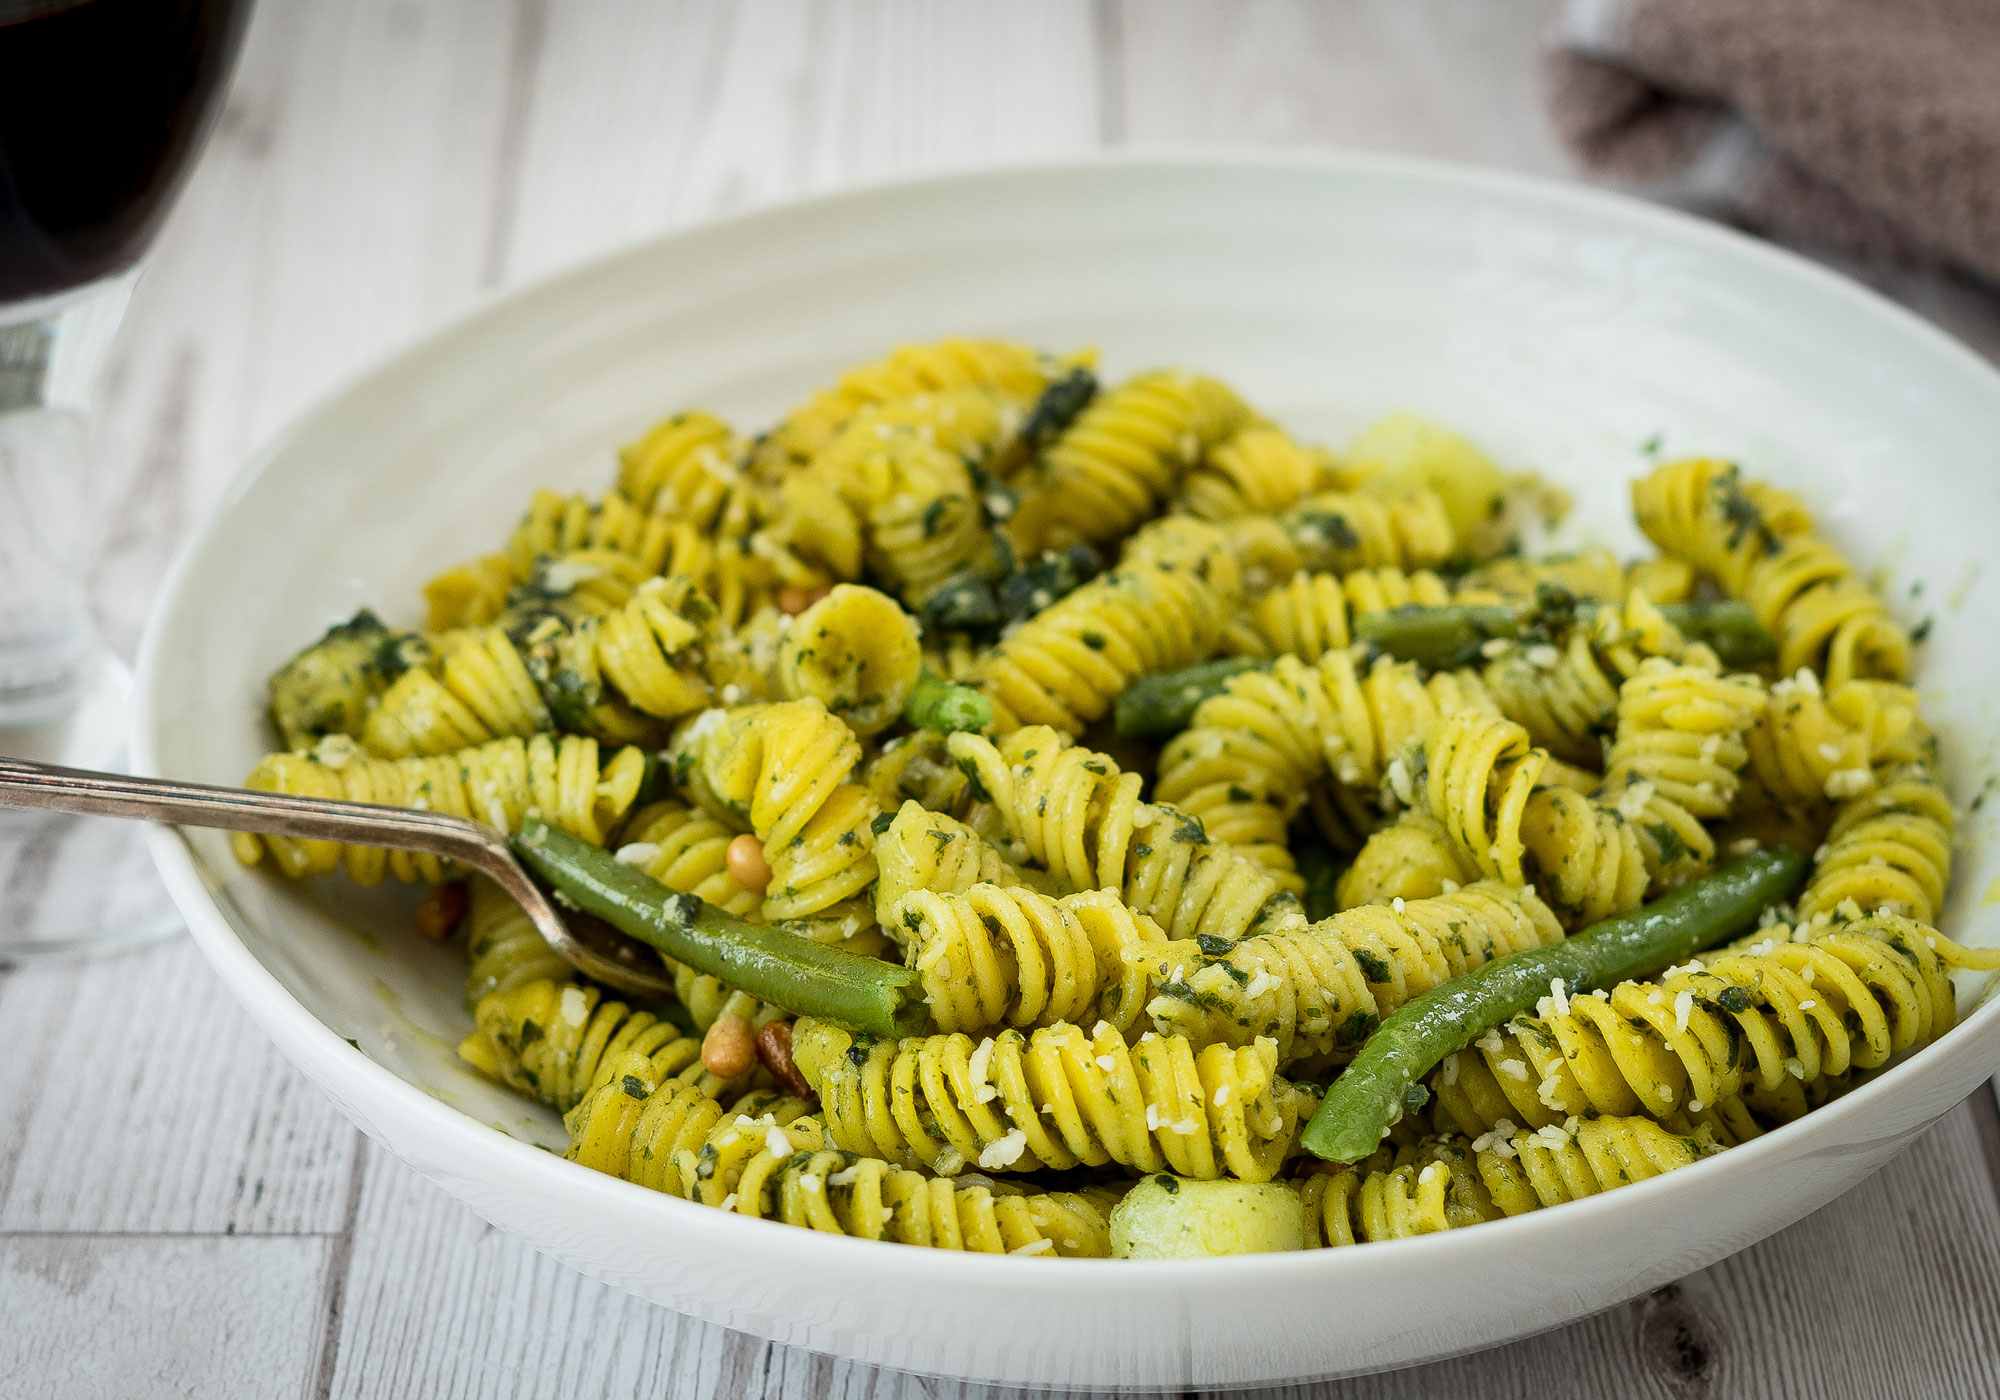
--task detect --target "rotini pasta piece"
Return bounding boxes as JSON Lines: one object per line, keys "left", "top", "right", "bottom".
{"left": 458, "top": 977, "right": 719, "bottom": 1114}
{"left": 791, "top": 1019, "right": 1314, "bottom": 1182}
{"left": 363, "top": 625, "right": 548, "bottom": 757}
{"left": 231, "top": 732, "right": 646, "bottom": 884}
{"left": 461, "top": 873, "right": 571, "bottom": 1011}
{"left": 677, "top": 1111, "right": 1119, "bottom": 1255}
{"left": 1279, "top": 488, "right": 1456, "bottom": 577}
{"left": 1156, "top": 649, "right": 1494, "bottom": 867}
{"left": 1301, "top": 1116, "right": 1716, "bottom": 1245}
{"left": 974, "top": 519, "right": 1241, "bottom": 735}
{"left": 1420, "top": 709, "right": 1546, "bottom": 886}
{"left": 589, "top": 575, "right": 722, "bottom": 723}
{"left": 777, "top": 584, "right": 923, "bottom": 737}
{"left": 617, "top": 410, "right": 744, "bottom": 523}
{"left": 669, "top": 699, "right": 881, "bottom": 919}
{"left": 871, "top": 801, "right": 1035, "bottom": 924}
{"left": 1430, "top": 913, "right": 1971, "bottom": 1137}
{"left": 1139, "top": 880, "right": 1564, "bottom": 1062}
{"left": 1008, "top": 369, "right": 1254, "bottom": 552}
{"left": 564, "top": 1072, "right": 805, "bottom": 1198}
{"left": 947, "top": 727, "right": 1295, "bottom": 942}
{"left": 1796, "top": 763, "right": 1954, "bottom": 925}
{"left": 893, "top": 883, "right": 1167, "bottom": 1035}
{"left": 423, "top": 553, "right": 515, "bottom": 632}
{"left": 1745, "top": 668, "right": 1930, "bottom": 808}
{"left": 265, "top": 610, "right": 432, "bottom": 750}
{"left": 747, "top": 338, "right": 1059, "bottom": 482}
{"left": 1633, "top": 458, "right": 1907, "bottom": 683}
{"left": 1244, "top": 566, "right": 1457, "bottom": 663}
{"left": 1335, "top": 811, "right": 1475, "bottom": 910}
{"left": 1178, "top": 423, "right": 1332, "bottom": 521}
{"left": 1517, "top": 783, "right": 1650, "bottom": 929}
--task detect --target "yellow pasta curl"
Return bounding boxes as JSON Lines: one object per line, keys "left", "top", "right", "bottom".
{"left": 564, "top": 1073, "right": 805, "bottom": 1198}
{"left": 1302, "top": 1116, "right": 1716, "bottom": 1245}
{"left": 461, "top": 873, "right": 571, "bottom": 1010}
{"left": 792, "top": 1019, "right": 1314, "bottom": 1182}
{"left": 1746, "top": 669, "right": 1930, "bottom": 808}
{"left": 1633, "top": 458, "right": 1907, "bottom": 683}
{"left": 1009, "top": 369, "right": 1253, "bottom": 552}
{"left": 1157, "top": 649, "right": 1495, "bottom": 867}
{"left": 1420, "top": 709, "right": 1546, "bottom": 885}
{"left": 892, "top": 883, "right": 1166, "bottom": 1036}
{"left": 778, "top": 584, "right": 923, "bottom": 737}
{"left": 748, "top": 338, "right": 1057, "bottom": 481}
{"left": 1335, "top": 811, "right": 1475, "bottom": 910}
{"left": 1279, "top": 487, "right": 1457, "bottom": 576}
{"left": 1139, "top": 881, "right": 1564, "bottom": 1062}
{"left": 231, "top": 732, "right": 646, "bottom": 884}
{"left": 947, "top": 727, "right": 1295, "bottom": 942}
{"left": 1244, "top": 567, "right": 1460, "bottom": 663}
{"left": 458, "top": 977, "right": 722, "bottom": 1114}
{"left": 669, "top": 699, "right": 881, "bottom": 919}
{"left": 1796, "top": 764, "right": 1953, "bottom": 925}
{"left": 617, "top": 410, "right": 744, "bottom": 522}
{"left": 974, "top": 519, "right": 1241, "bottom": 734}
{"left": 1431, "top": 914, "right": 1969, "bottom": 1137}
{"left": 1178, "top": 423, "right": 1332, "bottom": 521}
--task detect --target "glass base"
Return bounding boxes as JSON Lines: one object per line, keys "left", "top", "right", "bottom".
{"left": 0, "top": 651, "right": 184, "bottom": 963}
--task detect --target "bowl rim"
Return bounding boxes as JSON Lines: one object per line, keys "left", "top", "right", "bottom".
{"left": 133, "top": 144, "right": 2000, "bottom": 1290}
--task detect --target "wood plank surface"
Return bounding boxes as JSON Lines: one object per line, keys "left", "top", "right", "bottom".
{"left": 6, "top": 1, "right": 2000, "bottom": 1396}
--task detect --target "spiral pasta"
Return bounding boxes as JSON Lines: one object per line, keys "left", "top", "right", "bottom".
{"left": 1419, "top": 709, "right": 1546, "bottom": 886}
{"left": 1302, "top": 1115, "right": 1717, "bottom": 1245}
{"left": 1243, "top": 566, "right": 1460, "bottom": 663}
{"left": 892, "top": 882, "right": 1167, "bottom": 1035}
{"left": 1633, "top": 458, "right": 1908, "bottom": 684}
{"left": 1009, "top": 369, "right": 1253, "bottom": 552}
{"left": 1178, "top": 423, "right": 1331, "bottom": 521}
{"left": 458, "top": 976, "right": 722, "bottom": 1113}
{"left": 792, "top": 1018, "right": 1315, "bottom": 1182}
{"left": 669, "top": 699, "right": 882, "bottom": 919}
{"left": 947, "top": 726, "right": 1295, "bottom": 943}
{"left": 461, "top": 873, "right": 571, "bottom": 1010}
{"left": 777, "top": 584, "right": 923, "bottom": 737}
{"left": 1745, "top": 668, "right": 1929, "bottom": 808}
{"left": 1278, "top": 488, "right": 1457, "bottom": 577}
{"left": 1139, "top": 880, "right": 1564, "bottom": 1062}
{"left": 747, "top": 338, "right": 1058, "bottom": 481}
{"left": 1335, "top": 811, "right": 1475, "bottom": 910}
{"left": 1796, "top": 763, "right": 1953, "bottom": 925}
{"left": 1157, "top": 649, "right": 1495, "bottom": 867}
{"left": 974, "top": 518, "right": 1242, "bottom": 734}
{"left": 232, "top": 732, "right": 647, "bottom": 884}
{"left": 1431, "top": 913, "right": 1969, "bottom": 1138}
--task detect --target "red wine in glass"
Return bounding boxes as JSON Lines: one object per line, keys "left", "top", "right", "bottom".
{"left": 0, "top": 0, "right": 252, "bottom": 304}
{"left": 0, "top": 0, "right": 250, "bottom": 960}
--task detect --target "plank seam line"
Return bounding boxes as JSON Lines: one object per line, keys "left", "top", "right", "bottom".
{"left": 1091, "top": 0, "right": 1126, "bottom": 145}
{"left": 0, "top": 1229, "right": 343, "bottom": 1241}
{"left": 307, "top": 1129, "right": 367, "bottom": 1400}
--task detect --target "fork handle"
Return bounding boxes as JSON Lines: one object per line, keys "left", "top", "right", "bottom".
{"left": 0, "top": 754, "right": 505, "bottom": 863}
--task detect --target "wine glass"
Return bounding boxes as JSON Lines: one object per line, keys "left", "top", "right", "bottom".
{"left": 0, "top": 0, "right": 252, "bottom": 958}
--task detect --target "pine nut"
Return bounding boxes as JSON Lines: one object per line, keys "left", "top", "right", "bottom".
{"left": 726, "top": 833, "right": 772, "bottom": 892}
{"left": 779, "top": 585, "right": 830, "bottom": 615}
{"left": 756, "top": 1020, "right": 811, "bottom": 1098}
{"left": 415, "top": 881, "right": 468, "bottom": 941}
{"left": 701, "top": 1014, "right": 757, "bottom": 1078}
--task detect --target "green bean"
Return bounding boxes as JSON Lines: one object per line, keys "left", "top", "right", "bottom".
{"left": 1112, "top": 657, "right": 1273, "bottom": 738}
{"left": 903, "top": 667, "right": 992, "bottom": 734}
{"left": 513, "top": 815, "right": 929, "bottom": 1038}
{"left": 1298, "top": 846, "right": 1807, "bottom": 1164}
{"left": 1353, "top": 600, "right": 1776, "bottom": 671}
{"left": 1658, "top": 601, "right": 1778, "bottom": 668}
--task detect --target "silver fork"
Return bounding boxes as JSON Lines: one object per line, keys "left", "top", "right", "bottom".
{"left": 0, "top": 754, "right": 675, "bottom": 998}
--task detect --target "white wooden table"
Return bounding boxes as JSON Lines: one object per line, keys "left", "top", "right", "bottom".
{"left": 8, "top": 4, "right": 2000, "bottom": 1396}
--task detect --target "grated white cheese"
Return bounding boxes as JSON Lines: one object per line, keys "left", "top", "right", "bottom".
{"left": 1535, "top": 1125, "right": 1570, "bottom": 1151}
{"left": 1213, "top": 1084, "right": 1231, "bottom": 1107}
{"left": 1688, "top": 1099, "right": 1704, "bottom": 1113}
{"left": 978, "top": 1130, "right": 1028, "bottom": 1170}
{"left": 1616, "top": 780, "right": 1657, "bottom": 822}
{"left": 1011, "top": 1238, "right": 1055, "bottom": 1256}
{"left": 1440, "top": 1054, "right": 1459, "bottom": 1086}
{"left": 1145, "top": 1104, "right": 1162, "bottom": 1132}
{"left": 719, "top": 1193, "right": 737, "bottom": 1212}
{"left": 765, "top": 1128, "right": 792, "bottom": 1160}
{"left": 1418, "top": 1163, "right": 1440, "bottom": 1185}
{"left": 1392, "top": 896, "right": 1407, "bottom": 914}
{"left": 559, "top": 986, "right": 588, "bottom": 1025}
{"left": 1548, "top": 977, "right": 1570, "bottom": 1017}
{"left": 1648, "top": 989, "right": 1665, "bottom": 1006}
{"left": 1674, "top": 990, "right": 1694, "bottom": 1034}
{"left": 799, "top": 1175, "right": 822, "bottom": 1194}
{"left": 1799, "top": 999, "right": 1817, "bottom": 1011}
{"left": 1477, "top": 1029, "right": 1506, "bottom": 1055}
{"left": 827, "top": 1166, "right": 860, "bottom": 1188}
{"left": 1499, "top": 1058, "right": 1529, "bottom": 1081}
{"left": 1824, "top": 767, "right": 1872, "bottom": 799}
{"left": 613, "top": 842, "right": 661, "bottom": 867}
{"left": 1096, "top": 1055, "right": 1117, "bottom": 1072}
{"left": 1244, "top": 970, "right": 1279, "bottom": 999}
{"left": 1785, "top": 1058, "right": 1806, "bottom": 1079}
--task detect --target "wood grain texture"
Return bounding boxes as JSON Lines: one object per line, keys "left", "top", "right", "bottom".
{"left": 0, "top": 1233, "right": 331, "bottom": 1400}
{"left": 10, "top": 0, "right": 2000, "bottom": 1395}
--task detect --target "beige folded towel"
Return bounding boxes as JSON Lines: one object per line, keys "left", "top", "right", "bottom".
{"left": 1545, "top": 0, "right": 2000, "bottom": 283}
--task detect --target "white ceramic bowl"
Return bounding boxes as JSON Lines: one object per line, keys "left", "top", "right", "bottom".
{"left": 135, "top": 153, "right": 2000, "bottom": 1389}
